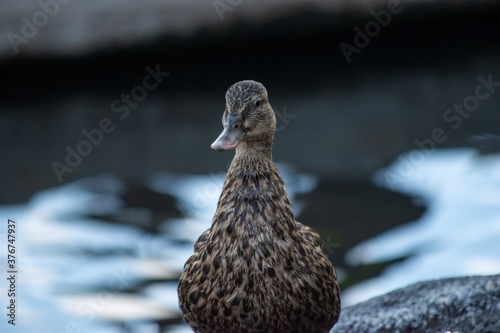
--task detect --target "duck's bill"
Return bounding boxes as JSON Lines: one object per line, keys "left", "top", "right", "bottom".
{"left": 210, "top": 126, "right": 243, "bottom": 151}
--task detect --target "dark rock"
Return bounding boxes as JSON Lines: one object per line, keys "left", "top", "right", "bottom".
{"left": 333, "top": 274, "right": 500, "bottom": 333}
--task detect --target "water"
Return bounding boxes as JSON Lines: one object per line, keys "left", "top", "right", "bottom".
{"left": 0, "top": 164, "right": 317, "bottom": 333}
{"left": 1, "top": 149, "right": 499, "bottom": 332}
{"left": 343, "top": 148, "right": 500, "bottom": 305}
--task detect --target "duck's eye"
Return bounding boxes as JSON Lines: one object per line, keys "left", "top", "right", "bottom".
{"left": 255, "top": 100, "right": 261, "bottom": 107}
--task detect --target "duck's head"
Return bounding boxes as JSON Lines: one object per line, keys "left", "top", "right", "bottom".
{"left": 211, "top": 80, "right": 276, "bottom": 152}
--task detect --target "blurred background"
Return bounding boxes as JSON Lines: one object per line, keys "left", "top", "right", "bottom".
{"left": 1, "top": 0, "right": 500, "bottom": 332}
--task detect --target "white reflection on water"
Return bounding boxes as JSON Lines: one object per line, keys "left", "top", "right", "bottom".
{"left": 343, "top": 148, "right": 500, "bottom": 306}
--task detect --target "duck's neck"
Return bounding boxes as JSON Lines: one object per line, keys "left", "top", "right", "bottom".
{"left": 234, "top": 139, "right": 273, "bottom": 160}
{"left": 228, "top": 147, "right": 274, "bottom": 181}
{"left": 212, "top": 146, "right": 296, "bottom": 239}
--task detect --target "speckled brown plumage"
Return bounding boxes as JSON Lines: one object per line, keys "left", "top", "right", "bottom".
{"left": 178, "top": 80, "right": 340, "bottom": 333}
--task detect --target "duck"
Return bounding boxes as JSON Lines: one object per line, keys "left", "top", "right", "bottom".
{"left": 178, "top": 80, "right": 340, "bottom": 333}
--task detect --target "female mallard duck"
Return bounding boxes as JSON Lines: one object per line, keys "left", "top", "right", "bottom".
{"left": 178, "top": 80, "right": 340, "bottom": 333}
